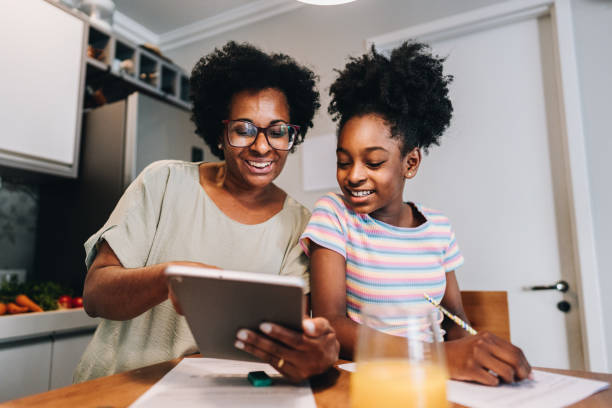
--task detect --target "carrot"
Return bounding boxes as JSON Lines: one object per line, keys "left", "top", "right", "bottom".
{"left": 0, "top": 302, "right": 6, "bottom": 315}
{"left": 15, "top": 294, "right": 43, "bottom": 313}
{"left": 7, "top": 302, "right": 28, "bottom": 314}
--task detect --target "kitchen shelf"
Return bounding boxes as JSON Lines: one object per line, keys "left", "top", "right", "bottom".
{"left": 87, "top": 25, "right": 112, "bottom": 65}
{"left": 80, "top": 3, "right": 192, "bottom": 109}
{"left": 83, "top": 45, "right": 191, "bottom": 111}
{"left": 161, "top": 64, "right": 177, "bottom": 95}
{"left": 180, "top": 74, "right": 190, "bottom": 103}
{"left": 138, "top": 51, "right": 159, "bottom": 89}
{"left": 86, "top": 56, "right": 108, "bottom": 71}
{"left": 83, "top": 29, "right": 192, "bottom": 111}
{"left": 113, "top": 40, "right": 136, "bottom": 77}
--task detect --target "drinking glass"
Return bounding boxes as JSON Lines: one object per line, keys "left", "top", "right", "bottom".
{"left": 350, "top": 304, "right": 449, "bottom": 408}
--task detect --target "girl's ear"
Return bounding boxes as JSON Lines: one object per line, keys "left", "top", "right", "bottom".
{"left": 403, "top": 147, "right": 421, "bottom": 179}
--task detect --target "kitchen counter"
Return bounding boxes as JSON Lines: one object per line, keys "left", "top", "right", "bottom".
{"left": 0, "top": 308, "right": 99, "bottom": 343}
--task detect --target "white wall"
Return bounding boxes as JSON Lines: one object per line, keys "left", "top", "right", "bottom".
{"left": 165, "top": 0, "right": 612, "bottom": 369}
{"left": 165, "top": 0, "right": 508, "bottom": 209}
{"left": 570, "top": 0, "right": 612, "bottom": 371}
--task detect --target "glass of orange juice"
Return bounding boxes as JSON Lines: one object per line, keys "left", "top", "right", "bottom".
{"left": 351, "top": 304, "right": 449, "bottom": 408}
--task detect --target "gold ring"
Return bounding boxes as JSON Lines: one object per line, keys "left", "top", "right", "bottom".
{"left": 277, "top": 358, "right": 285, "bottom": 369}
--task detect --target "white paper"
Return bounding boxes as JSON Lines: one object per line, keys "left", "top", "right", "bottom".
{"left": 338, "top": 363, "right": 609, "bottom": 408}
{"left": 447, "top": 370, "right": 609, "bottom": 408}
{"left": 130, "top": 358, "right": 317, "bottom": 408}
{"left": 337, "top": 362, "right": 357, "bottom": 372}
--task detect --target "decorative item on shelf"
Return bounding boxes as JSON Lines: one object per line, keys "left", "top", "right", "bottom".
{"left": 87, "top": 44, "right": 107, "bottom": 62}
{"left": 140, "top": 72, "right": 158, "bottom": 83}
{"left": 140, "top": 43, "right": 174, "bottom": 64}
{"left": 120, "top": 59, "right": 135, "bottom": 74}
{"left": 111, "top": 59, "right": 134, "bottom": 75}
{"left": 80, "top": 0, "right": 116, "bottom": 32}
{"left": 85, "top": 85, "right": 107, "bottom": 108}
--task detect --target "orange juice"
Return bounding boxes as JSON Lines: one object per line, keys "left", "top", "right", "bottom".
{"left": 351, "top": 360, "right": 448, "bottom": 408}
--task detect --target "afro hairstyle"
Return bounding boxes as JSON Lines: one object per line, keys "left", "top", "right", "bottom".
{"left": 328, "top": 41, "right": 453, "bottom": 155}
{"left": 190, "top": 41, "right": 320, "bottom": 159}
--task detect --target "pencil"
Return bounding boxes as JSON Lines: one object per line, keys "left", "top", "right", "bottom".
{"left": 423, "top": 292, "right": 478, "bottom": 335}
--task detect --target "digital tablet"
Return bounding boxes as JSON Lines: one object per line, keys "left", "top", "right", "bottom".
{"left": 165, "top": 265, "right": 305, "bottom": 362}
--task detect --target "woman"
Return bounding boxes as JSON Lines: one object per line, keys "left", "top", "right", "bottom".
{"left": 75, "top": 41, "right": 339, "bottom": 383}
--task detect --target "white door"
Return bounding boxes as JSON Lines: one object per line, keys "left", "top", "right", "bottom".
{"left": 395, "top": 16, "right": 582, "bottom": 369}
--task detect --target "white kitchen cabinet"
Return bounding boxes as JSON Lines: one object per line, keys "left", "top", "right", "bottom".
{"left": 0, "top": 0, "right": 193, "bottom": 179}
{"left": 0, "top": 309, "right": 99, "bottom": 403}
{"left": 49, "top": 331, "right": 94, "bottom": 389}
{"left": 0, "top": 338, "right": 53, "bottom": 401}
{"left": 0, "top": 0, "right": 86, "bottom": 177}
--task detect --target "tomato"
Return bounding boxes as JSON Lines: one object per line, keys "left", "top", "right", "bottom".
{"left": 71, "top": 296, "right": 84, "bottom": 308}
{"left": 58, "top": 295, "right": 72, "bottom": 309}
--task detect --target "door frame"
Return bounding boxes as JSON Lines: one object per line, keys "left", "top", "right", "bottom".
{"left": 366, "top": 0, "right": 606, "bottom": 372}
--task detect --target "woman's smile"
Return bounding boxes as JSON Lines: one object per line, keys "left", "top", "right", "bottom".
{"left": 244, "top": 159, "right": 275, "bottom": 173}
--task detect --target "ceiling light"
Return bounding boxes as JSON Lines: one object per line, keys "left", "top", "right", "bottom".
{"left": 296, "top": 0, "right": 357, "bottom": 5}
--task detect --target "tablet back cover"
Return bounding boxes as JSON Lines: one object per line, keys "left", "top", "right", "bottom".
{"left": 168, "top": 267, "right": 304, "bottom": 361}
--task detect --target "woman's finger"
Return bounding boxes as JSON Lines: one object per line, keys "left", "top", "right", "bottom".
{"left": 258, "top": 322, "right": 313, "bottom": 351}
{"left": 234, "top": 337, "right": 305, "bottom": 382}
{"left": 234, "top": 339, "right": 286, "bottom": 370}
{"left": 303, "top": 317, "right": 334, "bottom": 337}
{"left": 236, "top": 329, "right": 297, "bottom": 362}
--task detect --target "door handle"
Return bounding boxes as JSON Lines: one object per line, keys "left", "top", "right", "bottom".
{"left": 528, "top": 280, "right": 569, "bottom": 292}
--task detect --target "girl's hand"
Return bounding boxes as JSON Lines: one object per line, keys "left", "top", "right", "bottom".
{"left": 234, "top": 317, "right": 340, "bottom": 383}
{"left": 445, "top": 331, "right": 532, "bottom": 385}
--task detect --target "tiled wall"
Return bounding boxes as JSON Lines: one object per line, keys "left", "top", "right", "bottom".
{"left": 0, "top": 177, "right": 39, "bottom": 279}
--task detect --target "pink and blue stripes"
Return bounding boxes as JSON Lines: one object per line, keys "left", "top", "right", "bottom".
{"left": 301, "top": 192, "right": 464, "bottom": 334}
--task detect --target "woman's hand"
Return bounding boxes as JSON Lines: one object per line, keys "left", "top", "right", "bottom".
{"left": 166, "top": 261, "right": 220, "bottom": 315}
{"left": 445, "top": 331, "right": 532, "bottom": 385}
{"left": 85, "top": 241, "right": 221, "bottom": 320}
{"left": 234, "top": 317, "right": 340, "bottom": 383}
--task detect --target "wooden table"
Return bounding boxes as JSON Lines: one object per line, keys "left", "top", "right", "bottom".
{"left": 1, "top": 358, "right": 610, "bottom": 407}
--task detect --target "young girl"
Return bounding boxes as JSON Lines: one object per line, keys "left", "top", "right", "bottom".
{"left": 301, "top": 42, "right": 531, "bottom": 385}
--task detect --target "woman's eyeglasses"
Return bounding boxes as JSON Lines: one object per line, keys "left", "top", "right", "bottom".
{"left": 222, "top": 119, "right": 300, "bottom": 151}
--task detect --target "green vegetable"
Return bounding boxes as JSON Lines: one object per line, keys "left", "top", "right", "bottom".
{"left": 0, "top": 278, "right": 74, "bottom": 311}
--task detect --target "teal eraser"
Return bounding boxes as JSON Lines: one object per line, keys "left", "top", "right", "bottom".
{"left": 247, "top": 370, "right": 273, "bottom": 387}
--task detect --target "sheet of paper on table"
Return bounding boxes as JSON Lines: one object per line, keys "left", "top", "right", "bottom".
{"left": 338, "top": 363, "right": 609, "bottom": 408}
{"left": 130, "top": 358, "right": 316, "bottom": 408}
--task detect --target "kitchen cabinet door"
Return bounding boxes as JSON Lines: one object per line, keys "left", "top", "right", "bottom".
{"left": 0, "top": 0, "right": 86, "bottom": 177}
{"left": 49, "top": 330, "right": 95, "bottom": 389}
{"left": 0, "top": 337, "right": 53, "bottom": 402}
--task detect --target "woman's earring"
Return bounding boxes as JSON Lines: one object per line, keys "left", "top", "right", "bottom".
{"left": 217, "top": 143, "right": 222, "bottom": 150}
{"left": 408, "top": 172, "right": 413, "bottom": 177}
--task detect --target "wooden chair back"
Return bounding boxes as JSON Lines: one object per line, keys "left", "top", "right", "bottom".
{"left": 460, "top": 291, "right": 510, "bottom": 341}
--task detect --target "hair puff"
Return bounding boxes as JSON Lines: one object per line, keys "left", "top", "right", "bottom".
{"left": 328, "top": 41, "right": 453, "bottom": 154}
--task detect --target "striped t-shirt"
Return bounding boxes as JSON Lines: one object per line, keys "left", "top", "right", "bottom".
{"left": 300, "top": 192, "right": 464, "bottom": 335}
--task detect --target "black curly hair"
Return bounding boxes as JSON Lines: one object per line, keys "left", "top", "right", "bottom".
{"left": 328, "top": 41, "right": 453, "bottom": 155}
{"left": 190, "top": 41, "right": 320, "bottom": 159}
